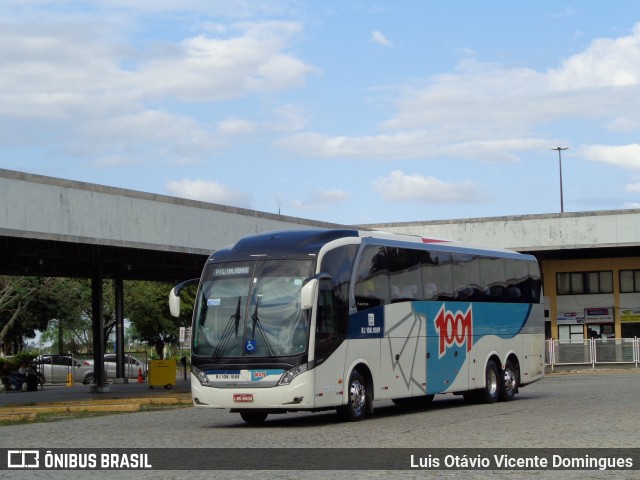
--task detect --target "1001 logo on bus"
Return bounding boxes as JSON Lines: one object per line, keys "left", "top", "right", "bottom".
{"left": 434, "top": 304, "right": 473, "bottom": 358}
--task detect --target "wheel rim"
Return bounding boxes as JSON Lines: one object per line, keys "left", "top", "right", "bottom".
{"left": 349, "top": 378, "right": 366, "bottom": 416}
{"left": 487, "top": 367, "right": 498, "bottom": 397}
{"left": 504, "top": 367, "right": 516, "bottom": 395}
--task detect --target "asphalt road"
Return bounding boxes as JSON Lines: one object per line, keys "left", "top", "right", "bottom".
{"left": 2, "top": 371, "right": 639, "bottom": 480}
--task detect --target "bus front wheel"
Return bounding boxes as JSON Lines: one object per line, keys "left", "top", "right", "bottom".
{"left": 337, "top": 369, "right": 368, "bottom": 421}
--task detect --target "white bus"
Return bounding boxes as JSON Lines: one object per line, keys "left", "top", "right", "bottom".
{"left": 169, "top": 229, "right": 544, "bottom": 423}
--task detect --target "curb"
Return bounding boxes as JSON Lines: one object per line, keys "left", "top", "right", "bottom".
{"left": 0, "top": 394, "right": 192, "bottom": 422}
{"left": 0, "top": 393, "right": 192, "bottom": 408}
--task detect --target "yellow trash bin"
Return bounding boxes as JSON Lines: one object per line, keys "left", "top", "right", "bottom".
{"left": 148, "top": 359, "right": 177, "bottom": 389}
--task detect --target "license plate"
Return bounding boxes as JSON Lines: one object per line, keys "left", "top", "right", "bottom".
{"left": 233, "top": 394, "right": 254, "bottom": 403}
{"left": 215, "top": 374, "right": 240, "bottom": 380}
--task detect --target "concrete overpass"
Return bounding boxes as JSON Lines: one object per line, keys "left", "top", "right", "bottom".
{"left": 0, "top": 168, "right": 344, "bottom": 280}
{"left": 363, "top": 209, "right": 640, "bottom": 259}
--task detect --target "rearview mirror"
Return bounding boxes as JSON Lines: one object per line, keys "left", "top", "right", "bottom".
{"left": 168, "top": 278, "right": 200, "bottom": 317}
{"left": 300, "top": 272, "right": 332, "bottom": 310}
{"left": 300, "top": 279, "right": 318, "bottom": 310}
{"left": 169, "top": 288, "right": 181, "bottom": 317}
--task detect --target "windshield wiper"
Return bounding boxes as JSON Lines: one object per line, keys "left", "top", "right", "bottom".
{"left": 251, "top": 296, "right": 276, "bottom": 361}
{"left": 211, "top": 297, "right": 242, "bottom": 361}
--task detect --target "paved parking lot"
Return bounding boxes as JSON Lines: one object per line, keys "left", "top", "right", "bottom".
{"left": 2, "top": 370, "right": 639, "bottom": 479}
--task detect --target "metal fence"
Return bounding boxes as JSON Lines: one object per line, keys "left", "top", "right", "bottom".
{"left": 545, "top": 338, "right": 640, "bottom": 369}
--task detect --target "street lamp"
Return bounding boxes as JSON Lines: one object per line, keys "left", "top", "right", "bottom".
{"left": 550, "top": 146, "right": 568, "bottom": 213}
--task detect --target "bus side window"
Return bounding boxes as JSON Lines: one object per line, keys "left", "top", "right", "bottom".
{"left": 388, "top": 247, "right": 421, "bottom": 303}
{"left": 505, "top": 259, "right": 529, "bottom": 303}
{"left": 316, "top": 245, "right": 357, "bottom": 362}
{"left": 421, "top": 250, "right": 454, "bottom": 301}
{"left": 354, "top": 246, "right": 389, "bottom": 311}
{"left": 479, "top": 257, "right": 507, "bottom": 302}
{"left": 319, "top": 244, "right": 357, "bottom": 335}
{"left": 452, "top": 253, "right": 482, "bottom": 301}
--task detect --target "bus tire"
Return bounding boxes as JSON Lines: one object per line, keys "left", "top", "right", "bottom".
{"left": 337, "top": 369, "right": 368, "bottom": 421}
{"left": 479, "top": 359, "right": 500, "bottom": 404}
{"left": 499, "top": 359, "right": 518, "bottom": 402}
{"left": 240, "top": 411, "right": 268, "bottom": 424}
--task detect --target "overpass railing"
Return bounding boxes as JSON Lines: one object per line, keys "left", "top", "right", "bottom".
{"left": 545, "top": 338, "right": 639, "bottom": 369}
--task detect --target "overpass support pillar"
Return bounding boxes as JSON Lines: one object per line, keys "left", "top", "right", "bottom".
{"left": 113, "top": 277, "right": 127, "bottom": 384}
{"left": 90, "top": 264, "right": 109, "bottom": 393}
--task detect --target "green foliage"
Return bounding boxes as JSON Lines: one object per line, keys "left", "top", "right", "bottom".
{"left": 0, "top": 352, "right": 37, "bottom": 371}
{"left": 30, "top": 278, "right": 116, "bottom": 354}
{"left": 125, "top": 281, "right": 186, "bottom": 359}
{"left": 0, "top": 276, "right": 60, "bottom": 354}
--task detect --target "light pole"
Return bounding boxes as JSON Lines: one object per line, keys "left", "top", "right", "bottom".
{"left": 550, "top": 146, "right": 568, "bottom": 213}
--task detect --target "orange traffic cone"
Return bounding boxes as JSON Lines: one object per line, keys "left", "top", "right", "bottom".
{"left": 137, "top": 368, "right": 144, "bottom": 383}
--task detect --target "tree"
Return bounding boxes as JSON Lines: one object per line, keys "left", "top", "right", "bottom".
{"left": 125, "top": 281, "right": 187, "bottom": 359}
{"left": 0, "top": 276, "right": 56, "bottom": 354}
{"left": 39, "top": 278, "right": 94, "bottom": 354}
{"left": 2, "top": 276, "right": 117, "bottom": 355}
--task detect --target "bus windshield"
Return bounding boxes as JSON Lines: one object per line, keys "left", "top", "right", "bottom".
{"left": 192, "top": 259, "right": 314, "bottom": 359}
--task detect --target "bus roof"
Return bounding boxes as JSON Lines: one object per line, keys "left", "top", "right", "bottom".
{"left": 208, "top": 228, "right": 533, "bottom": 262}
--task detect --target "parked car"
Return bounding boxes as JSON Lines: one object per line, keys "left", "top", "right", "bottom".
{"left": 85, "top": 354, "right": 148, "bottom": 381}
{"left": 34, "top": 354, "right": 94, "bottom": 384}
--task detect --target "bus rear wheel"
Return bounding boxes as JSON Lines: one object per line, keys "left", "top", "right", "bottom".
{"left": 499, "top": 359, "right": 518, "bottom": 402}
{"left": 479, "top": 359, "right": 500, "bottom": 404}
{"left": 240, "top": 411, "right": 268, "bottom": 424}
{"left": 337, "top": 369, "right": 368, "bottom": 421}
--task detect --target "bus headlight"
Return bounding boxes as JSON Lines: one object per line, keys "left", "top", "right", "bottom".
{"left": 191, "top": 365, "right": 210, "bottom": 387}
{"left": 278, "top": 363, "right": 308, "bottom": 386}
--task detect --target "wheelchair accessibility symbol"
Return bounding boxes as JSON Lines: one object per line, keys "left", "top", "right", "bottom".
{"left": 245, "top": 339, "right": 256, "bottom": 353}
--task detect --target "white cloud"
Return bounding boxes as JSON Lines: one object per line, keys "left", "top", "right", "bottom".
{"left": 372, "top": 170, "right": 481, "bottom": 203}
{"left": 73, "top": 110, "right": 219, "bottom": 166}
{"left": 133, "top": 22, "right": 320, "bottom": 103}
{"left": 371, "top": 30, "right": 393, "bottom": 47}
{"left": 291, "top": 189, "right": 349, "bottom": 210}
{"left": 217, "top": 103, "right": 309, "bottom": 138}
{"left": 579, "top": 144, "right": 640, "bottom": 170}
{"left": 166, "top": 179, "right": 253, "bottom": 207}
{"left": 92, "top": 156, "right": 144, "bottom": 168}
{"left": 548, "top": 23, "right": 640, "bottom": 89}
{"left": 271, "top": 103, "right": 309, "bottom": 132}
{"left": 625, "top": 183, "right": 640, "bottom": 192}
{"left": 278, "top": 132, "right": 547, "bottom": 162}
{"left": 217, "top": 118, "right": 257, "bottom": 136}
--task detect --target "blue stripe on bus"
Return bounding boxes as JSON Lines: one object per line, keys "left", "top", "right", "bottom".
{"left": 415, "top": 301, "right": 533, "bottom": 394}
{"left": 346, "top": 301, "right": 533, "bottom": 394}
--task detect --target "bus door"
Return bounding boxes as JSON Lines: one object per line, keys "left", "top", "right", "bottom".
{"left": 312, "top": 278, "right": 348, "bottom": 408}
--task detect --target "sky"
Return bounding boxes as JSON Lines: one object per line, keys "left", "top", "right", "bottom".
{"left": 2, "top": 1, "right": 640, "bottom": 226}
